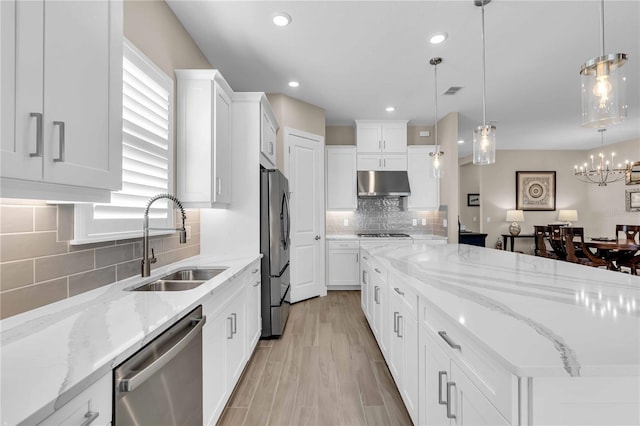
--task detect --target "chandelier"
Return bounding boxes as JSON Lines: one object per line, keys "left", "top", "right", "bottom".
{"left": 574, "top": 129, "right": 630, "bottom": 186}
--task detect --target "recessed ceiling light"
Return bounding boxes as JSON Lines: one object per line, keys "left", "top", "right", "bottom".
{"left": 288, "top": 81, "right": 300, "bottom": 88}
{"left": 458, "top": 140, "right": 465, "bottom": 144}
{"left": 272, "top": 12, "right": 292, "bottom": 27}
{"left": 385, "top": 106, "right": 396, "bottom": 112}
{"left": 429, "top": 32, "right": 448, "bottom": 44}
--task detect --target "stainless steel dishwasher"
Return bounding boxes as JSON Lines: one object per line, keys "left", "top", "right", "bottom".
{"left": 114, "top": 306, "right": 205, "bottom": 425}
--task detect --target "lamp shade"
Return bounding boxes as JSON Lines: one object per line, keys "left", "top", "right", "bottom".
{"left": 558, "top": 210, "right": 578, "bottom": 222}
{"left": 505, "top": 210, "right": 525, "bottom": 222}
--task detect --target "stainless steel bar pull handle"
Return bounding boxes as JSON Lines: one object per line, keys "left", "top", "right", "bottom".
{"left": 393, "top": 287, "right": 404, "bottom": 296}
{"left": 231, "top": 313, "right": 237, "bottom": 335}
{"left": 374, "top": 286, "right": 379, "bottom": 303}
{"left": 438, "top": 371, "right": 448, "bottom": 405}
{"left": 362, "top": 270, "right": 367, "bottom": 284}
{"left": 397, "top": 315, "right": 403, "bottom": 338}
{"left": 393, "top": 312, "right": 399, "bottom": 333}
{"left": 118, "top": 316, "right": 206, "bottom": 392}
{"left": 438, "top": 331, "right": 462, "bottom": 350}
{"left": 227, "top": 316, "right": 233, "bottom": 339}
{"left": 217, "top": 177, "right": 222, "bottom": 194}
{"left": 374, "top": 268, "right": 382, "bottom": 274}
{"left": 80, "top": 411, "right": 99, "bottom": 426}
{"left": 446, "top": 382, "right": 457, "bottom": 419}
{"left": 270, "top": 141, "right": 274, "bottom": 155}
{"left": 253, "top": 268, "right": 260, "bottom": 273}
{"left": 53, "top": 121, "right": 65, "bottom": 162}
{"left": 29, "top": 112, "right": 43, "bottom": 157}
{"left": 383, "top": 140, "right": 386, "bottom": 149}
{"left": 253, "top": 280, "right": 260, "bottom": 287}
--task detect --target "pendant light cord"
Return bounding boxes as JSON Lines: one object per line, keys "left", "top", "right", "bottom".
{"left": 481, "top": 2, "right": 487, "bottom": 126}
{"left": 434, "top": 61, "right": 439, "bottom": 152}
{"left": 599, "top": 0, "right": 606, "bottom": 56}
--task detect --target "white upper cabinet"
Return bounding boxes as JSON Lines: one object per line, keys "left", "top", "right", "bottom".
{"left": 326, "top": 146, "right": 357, "bottom": 210}
{"left": 1, "top": 0, "right": 123, "bottom": 202}
{"left": 260, "top": 106, "right": 277, "bottom": 168}
{"left": 176, "top": 69, "right": 233, "bottom": 207}
{"left": 357, "top": 153, "right": 408, "bottom": 171}
{"left": 355, "top": 120, "right": 408, "bottom": 153}
{"left": 407, "top": 146, "right": 439, "bottom": 210}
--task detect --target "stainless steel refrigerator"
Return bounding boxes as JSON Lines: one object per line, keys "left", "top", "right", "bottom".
{"left": 260, "top": 167, "right": 291, "bottom": 337}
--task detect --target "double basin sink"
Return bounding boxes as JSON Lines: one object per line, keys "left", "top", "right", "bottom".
{"left": 128, "top": 268, "right": 228, "bottom": 292}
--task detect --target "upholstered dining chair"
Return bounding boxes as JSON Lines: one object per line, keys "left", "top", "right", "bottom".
{"left": 534, "top": 226, "right": 560, "bottom": 259}
{"left": 561, "top": 227, "right": 612, "bottom": 269}
{"left": 616, "top": 224, "right": 640, "bottom": 243}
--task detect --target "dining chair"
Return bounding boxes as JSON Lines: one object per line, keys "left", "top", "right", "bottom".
{"left": 547, "top": 224, "right": 567, "bottom": 259}
{"left": 534, "top": 226, "right": 560, "bottom": 259}
{"left": 615, "top": 225, "right": 640, "bottom": 275}
{"left": 616, "top": 224, "right": 640, "bottom": 243}
{"left": 561, "top": 227, "right": 612, "bottom": 269}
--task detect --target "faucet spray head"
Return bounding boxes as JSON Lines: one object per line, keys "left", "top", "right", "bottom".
{"left": 179, "top": 229, "right": 187, "bottom": 244}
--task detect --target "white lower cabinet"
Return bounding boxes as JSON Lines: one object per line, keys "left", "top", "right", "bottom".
{"left": 360, "top": 252, "right": 371, "bottom": 318}
{"left": 38, "top": 373, "right": 111, "bottom": 426}
{"left": 419, "top": 327, "right": 508, "bottom": 426}
{"left": 327, "top": 240, "right": 360, "bottom": 289}
{"left": 202, "top": 260, "right": 261, "bottom": 426}
{"left": 246, "top": 265, "right": 262, "bottom": 350}
{"left": 370, "top": 258, "right": 389, "bottom": 356}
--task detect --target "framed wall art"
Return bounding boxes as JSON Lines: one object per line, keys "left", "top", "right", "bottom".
{"left": 467, "top": 193, "right": 480, "bottom": 207}
{"left": 516, "top": 171, "right": 556, "bottom": 211}
{"left": 626, "top": 161, "right": 640, "bottom": 185}
{"left": 626, "top": 188, "right": 640, "bottom": 212}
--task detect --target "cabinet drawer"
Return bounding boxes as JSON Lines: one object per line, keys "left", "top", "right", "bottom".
{"left": 420, "top": 299, "right": 517, "bottom": 423}
{"left": 39, "top": 373, "right": 111, "bottom": 426}
{"left": 389, "top": 270, "right": 418, "bottom": 319}
{"left": 328, "top": 240, "right": 359, "bottom": 250}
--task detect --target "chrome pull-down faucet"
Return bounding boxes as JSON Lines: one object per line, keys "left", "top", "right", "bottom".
{"left": 141, "top": 193, "right": 187, "bottom": 277}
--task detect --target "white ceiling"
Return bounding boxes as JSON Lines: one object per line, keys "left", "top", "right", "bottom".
{"left": 166, "top": 1, "right": 640, "bottom": 157}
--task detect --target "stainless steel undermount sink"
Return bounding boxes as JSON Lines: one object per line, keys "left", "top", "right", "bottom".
{"left": 127, "top": 268, "right": 228, "bottom": 292}
{"left": 160, "top": 268, "right": 227, "bottom": 281}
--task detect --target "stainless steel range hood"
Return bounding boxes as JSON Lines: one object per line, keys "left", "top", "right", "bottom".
{"left": 357, "top": 170, "right": 411, "bottom": 197}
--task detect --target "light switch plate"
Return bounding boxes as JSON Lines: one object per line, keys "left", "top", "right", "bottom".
{"left": 412, "top": 218, "right": 417, "bottom": 226}
{"left": 343, "top": 218, "right": 349, "bottom": 226}
{"left": 443, "top": 219, "right": 448, "bottom": 227}
{"left": 421, "top": 218, "right": 427, "bottom": 226}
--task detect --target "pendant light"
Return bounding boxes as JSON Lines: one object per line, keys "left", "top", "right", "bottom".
{"left": 429, "top": 57, "right": 444, "bottom": 178}
{"left": 472, "top": 0, "right": 496, "bottom": 166}
{"left": 580, "top": 0, "right": 627, "bottom": 128}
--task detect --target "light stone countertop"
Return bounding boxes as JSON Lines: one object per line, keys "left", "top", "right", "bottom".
{"left": 0, "top": 254, "right": 260, "bottom": 426}
{"left": 361, "top": 241, "right": 640, "bottom": 378}
{"left": 326, "top": 234, "right": 447, "bottom": 241}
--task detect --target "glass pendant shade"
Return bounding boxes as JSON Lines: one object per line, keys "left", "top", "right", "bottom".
{"left": 473, "top": 124, "right": 496, "bottom": 165}
{"left": 430, "top": 150, "right": 445, "bottom": 178}
{"left": 581, "top": 53, "right": 627, "bottom": 127}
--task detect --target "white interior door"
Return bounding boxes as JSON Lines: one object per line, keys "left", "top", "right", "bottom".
{"left": 285, "top": 127, "right": 325, "bottom": 303}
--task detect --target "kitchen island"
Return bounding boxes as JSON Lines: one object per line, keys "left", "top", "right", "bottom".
{"left": 360, "top": 241, "right": 640, "bottom": 425}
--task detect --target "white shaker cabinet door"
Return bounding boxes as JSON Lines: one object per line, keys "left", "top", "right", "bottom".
{"left": 202, "top": 304, "right": 228, "bottom": 426}
{"left": 356, "top": 121, "right": 383, "bottom": 152}
{"left": 381, "top": 122, "right": 407, "bottom": 153}
{"left": 42, "top": 0, "right": 122, "bottom": 190}
{"left": 381, "top": 154, "right": 408, "bottom": 171}
{"left": 1, "top": 0, "right": 43, "bottom": 182}
{"left": 213, "top": 82, "right": 232, "bottom": 204}
{"left": 420, "top": 328, "right": 452, "bottom": 426}
{"left": 246, "top": 264, "right": 262, "bottom": 350}
{"left": 326, "top": 146, "right": 357, "bottom": 210}
{"left": 261, "top": 107, "right": 277, "bottom": 167}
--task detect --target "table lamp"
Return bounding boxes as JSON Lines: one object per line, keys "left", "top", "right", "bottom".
{"left": 558, "top": 209, "right": 578, "bottom": 226}
{"left": 505, "top": 210, "right": 525, "bottom": 236}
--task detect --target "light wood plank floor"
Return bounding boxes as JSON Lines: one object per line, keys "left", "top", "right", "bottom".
{"left": 217, "top": 291, "right": 412, "bottom": 426}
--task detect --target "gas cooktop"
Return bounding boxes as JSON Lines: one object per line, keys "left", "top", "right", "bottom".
{"left": 357, "top": 233, "right": 411, "bottom": 238}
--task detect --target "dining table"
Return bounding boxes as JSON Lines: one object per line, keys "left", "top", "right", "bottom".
{"left": 585, "top": 238, "right": 640, "bottom": 270}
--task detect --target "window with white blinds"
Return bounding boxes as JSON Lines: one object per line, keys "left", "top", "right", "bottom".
{"left": 72, "top": 40, "right": 174, "bottom": 244}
